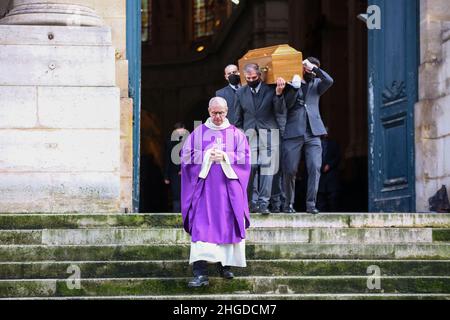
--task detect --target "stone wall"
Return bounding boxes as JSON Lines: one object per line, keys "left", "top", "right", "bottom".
{"left": 0, "top": 25, "right": 120, "bottom": 212}
{"left": 0, "top": 0, "right": 126, "bottom": 212}
{"left": 415, "top": 0, "right": 450, "bottom": 211}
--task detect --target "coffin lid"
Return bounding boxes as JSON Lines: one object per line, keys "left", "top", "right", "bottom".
{"left": 238, "top": 44, "right": 303, "bottom": 85}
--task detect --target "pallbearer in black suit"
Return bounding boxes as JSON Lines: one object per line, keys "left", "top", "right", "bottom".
{"left": 275, "top": 57, "right": 334, "bottom": 214}
{"left": 317, "top": 132, "right": 341, "bottom": 212}
{"left": 235, "top": 63, "right": 284, "bottom": 215}
{"left": 216, "top": 64, "right": 241, "bottom": 125}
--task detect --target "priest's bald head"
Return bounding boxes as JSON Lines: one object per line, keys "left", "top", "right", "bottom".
{"left": 208, "top": 97, "right": 228, "bottom": 126}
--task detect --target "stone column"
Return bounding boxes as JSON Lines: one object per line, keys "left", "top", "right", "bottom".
{"left": 0, "top": 0, "right": 121, "bottom": 212}
{"left": 415, "top": 0, "right": 450, "bottom": 211}
{"left": 0, "top": 0, "right": 102, "bottom": 26}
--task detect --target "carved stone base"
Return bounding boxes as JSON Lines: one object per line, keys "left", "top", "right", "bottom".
{"left": 0, "top": 3, "right": 102, "bottom": 26}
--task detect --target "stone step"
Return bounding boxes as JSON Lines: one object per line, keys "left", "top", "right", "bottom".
{"left": 0, "top": 276, "right": 449, "bottom": 298}
{"left": 4, "top": 293, "right": 449, "bottom": 300}
{"left": 0, "top": 228, "right": 447, "bottom": 245}
{"left": 1, "top": 243, "right": 449, "bottom": 262}
{"left": 0, "top": 213, "right": 449, "bottom": 230}
{"left": 1, "top": 260, "right": 449, "bottom": 280}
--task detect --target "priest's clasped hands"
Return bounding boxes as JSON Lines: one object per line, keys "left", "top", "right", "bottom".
{"left": 210, "top": 149, "right": 226, "bottom": 162}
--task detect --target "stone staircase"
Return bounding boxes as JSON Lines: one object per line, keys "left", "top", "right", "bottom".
{"left": 0, "top": 213, "right": 449, "bottom": 300}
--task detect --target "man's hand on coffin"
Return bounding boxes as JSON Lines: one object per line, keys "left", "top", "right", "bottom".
{"left": 303, "top": 59, "right": 316, "bottom": 72}
{"left": 276, "top": 77, "right": 286, "bottom": 95}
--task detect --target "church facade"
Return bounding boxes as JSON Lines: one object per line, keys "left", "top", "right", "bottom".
{"left": 0, "top": 0, "right": 449, "bottom": 213}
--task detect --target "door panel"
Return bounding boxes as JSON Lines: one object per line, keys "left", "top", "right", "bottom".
{"left": 368, "top": 0, "right": 418, "bottom": 212}
{"left": 126, "top": 0, "right": 142, "bottom": 212}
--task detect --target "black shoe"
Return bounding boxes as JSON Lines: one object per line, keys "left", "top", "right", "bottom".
{"left": 250, "top": 204, "right": 260, "bottom": 213}
{"left": 307, "top": 208, "right": 320, "bottom": 215}
{"left": 219, "top": 267, "right": 234, "bottom": 280}
{"left": 270, "top": 207, "right": 281, "bottom": 213}
{"left": 188, "top": 275, "right": 209, "bottom": 288}
{"left": 260, "top": 206, "right": 270, "bottom": 215}
{"left": 283, "top": 205, "right": 296, "bottom": 214}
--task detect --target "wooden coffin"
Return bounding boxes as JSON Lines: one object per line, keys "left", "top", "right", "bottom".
{"left": 238, "top": 44, "right": 303, "bottom": 85}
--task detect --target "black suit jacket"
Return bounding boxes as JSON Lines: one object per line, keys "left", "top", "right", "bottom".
{"left": 216, "top": 85, "right": 238, "bottom": 125}
{"left": 275, "top": 68, "right": 334, "bottom": 139}
{"left": 234, "top": 83, "right": 281, "bottom": 132}
{"left": 164, "top": 137, "right": 181, "bottom": 182}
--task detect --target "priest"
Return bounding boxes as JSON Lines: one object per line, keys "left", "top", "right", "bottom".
{"left": 181, "top": 97, "right": 251, "bottom": 288}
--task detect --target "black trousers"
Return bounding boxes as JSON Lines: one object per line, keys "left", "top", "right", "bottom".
{"left": 282, "top": 133, "right": 322, "bottom": 210}
{"left": 192, "top": 261, "right": 230, "bottom": 276}
{"left": 317, "top": 191, "right": 340, "bottom": 212}
{"left": 169, "top": 173, "right": 181, "bottom": 213}
{"left": 247, "top": 129, "right": 279, "bottom": 209}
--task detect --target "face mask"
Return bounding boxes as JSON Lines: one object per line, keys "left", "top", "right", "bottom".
{"left": 228, "top": 74, "right": 240, "bottom": 86}
{"left": 290, "top": 74, "right": 302, "bottom": 89}
{"left": 247, "top": 79, "right": 260, "bottom": 89}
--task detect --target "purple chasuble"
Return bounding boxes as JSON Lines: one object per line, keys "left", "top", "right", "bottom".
{"left": 181, "top": 124, "right": 251, "bottom": 244}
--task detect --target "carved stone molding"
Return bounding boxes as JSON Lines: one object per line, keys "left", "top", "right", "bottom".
{"left": 0, "top": 1, "right": 102, "bottom": 26}
{"left": 382, "top": 80, "right": 406, "bottom": 104}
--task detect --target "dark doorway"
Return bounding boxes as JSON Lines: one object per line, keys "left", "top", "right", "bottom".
{"left": 139, "top": 0, "right": 368, "bottom": 213}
